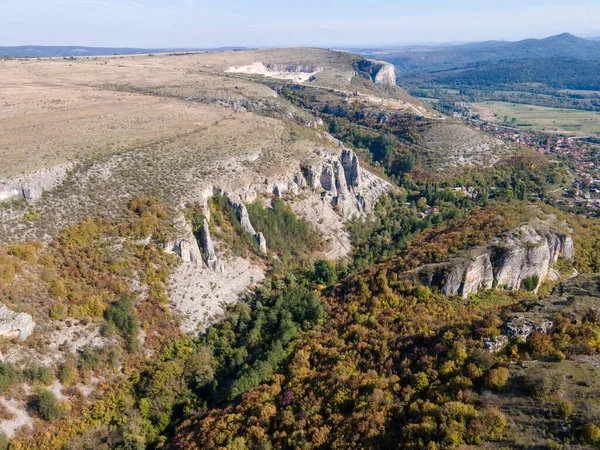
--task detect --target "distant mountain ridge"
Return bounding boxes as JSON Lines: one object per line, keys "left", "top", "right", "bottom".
{"left": 363, "top": 33, "right": 600, "bottom": 73}
{"left": 0, "top": 45, "right": 247, "bottom": 58}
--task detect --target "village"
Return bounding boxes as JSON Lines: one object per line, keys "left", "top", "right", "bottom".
{"left": 454, "top": 110, "right": 600, "bottom": 214}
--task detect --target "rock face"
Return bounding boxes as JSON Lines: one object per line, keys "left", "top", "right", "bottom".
{"left": 164, "top": 219, "right": 204, "bottom": 267}
{"left": 341, "top": 149, "right": 360, "bottom": 189}
{"left": 355, "top": 59, "right": 397, "bottom": 87}
{"left": 0, "top": 164, "right": 72, "bottom": 203}
{"left": 441, "top": 252, "right": 494, "bottom": 297}
{"left": 256, "top": 232, "right": 267, "bottom": 255}
{"left": 232, "top": 201, "right": 257, "bottom": 235}
{"left": 168, "top": 138, "right": 390, "bottom": 271}
{"left": 300, "top": 142, "right": 390, "bottom": 219}
{"left": 0, "top": 306, "right": 35, "bottom": 340}
{"left": 504, "top": 316, "right": 554, "bottom": 341}
{"left": 435, "top": 225, "right": 574, "bottom": 298}
{"left": 227, "top": 195, "right": 269, "bottom": 256}
{"left": 373, "top": 64, "right": 397, "bottom": 86}
{"left": 200, "top": 221, "right": 224, "bottom": 272}
{"left": 225, "top": 62, "right": 328, "bottom": 83}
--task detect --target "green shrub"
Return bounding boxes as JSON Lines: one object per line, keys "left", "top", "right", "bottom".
{"left": 554, "top": 398, "right": 573, "bottom": 419}
{"left": 522, "top": 275, "right": 540, "bottom": 292}
{"left": 485, "top": 367, "right": 510, "bottom": 390}
{"left": 0, "top": 363, "right": 21, "bottom": 393}
{"left": 25, "top": 366, "right": 54, "bottom": 386}
{"left": 78, "top": 346, "right": 102, "bottom": 372}
{"left": 30, "top": 388, "right": 64, "bottom": 421}
{"left": 104, "top": 296, "right": 139, "bottom": 352}
{"left": 50, "top": 302, "right": 68, "bottom": 320}
{"left": 313, "top": 260, "right": 337, "bottom": 286}
{"left": 7, "top": 242, "right": 38, "bottom": 263}
{"left": 581, "top": 423, "right": 600, "bottom": 444}
{"left": 58, "top": 364, "right": 78, "bottom": 387}
{"left": 0, "top": 431, "right": 9, "bottom": 450}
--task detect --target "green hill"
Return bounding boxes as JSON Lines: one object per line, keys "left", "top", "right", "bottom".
{"left": 376, "top": 33, "right": 600, "bottom": 73}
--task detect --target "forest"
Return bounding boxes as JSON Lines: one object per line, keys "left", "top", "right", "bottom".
{"left": 0, "top": 80, "right": 599, "bottom": 450}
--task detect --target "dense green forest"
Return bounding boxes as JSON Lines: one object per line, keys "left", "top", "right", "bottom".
{"left": 406, "top": 58, "right": 600, "bottom": 92}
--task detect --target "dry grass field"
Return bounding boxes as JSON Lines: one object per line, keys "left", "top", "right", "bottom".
{"left": 0, "top": 50, "right": 307, "bottom": 178}
{"left": 0, "top": 48, "right": 431, "bottom": 180}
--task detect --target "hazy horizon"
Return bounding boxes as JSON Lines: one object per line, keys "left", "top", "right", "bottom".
{"left": 2, "top": 0, "right": 600, "bottom": 48}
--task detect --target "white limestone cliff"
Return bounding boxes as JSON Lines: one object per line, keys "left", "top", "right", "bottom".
{"left": 0, "top": 306, "right": 35, "bottom": 340}
{"left": 0, "top": 164, "right": 73, "bottom": 203}
{"left": 200, "top": 221, "right": 224, "bottom": 273}
{"left": 436, "top": 225, "right": 574, "bottom": 298}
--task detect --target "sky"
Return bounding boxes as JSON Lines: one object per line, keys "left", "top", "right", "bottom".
{"left": 2, "top": 0, "right": 600, "bottom": 48}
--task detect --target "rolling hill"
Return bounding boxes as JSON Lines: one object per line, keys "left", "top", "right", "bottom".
{"left": 363, "top": 33, "right": 600, "bottom": 73}
{"left": 417, "top": 57, "right": 600, "bottom": 90}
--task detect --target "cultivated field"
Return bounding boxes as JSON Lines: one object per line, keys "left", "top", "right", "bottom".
{"left": 473, "top": 101, "right": 600, "bottom": 135}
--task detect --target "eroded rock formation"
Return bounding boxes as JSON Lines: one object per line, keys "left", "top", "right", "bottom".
{"left": 257, "top": 232, "right": 267, "bottom": 255}
{"left": 300, "top": 144, "right": 390, "bottom": 219}
{"left": 200, "top": 221, "right": 224, "bottom": 272}
{"left": 232, "top": 200, "right": 257, "bottom": 235}
{"left": 432, "top": 225, "right": 574, "bottom": 298}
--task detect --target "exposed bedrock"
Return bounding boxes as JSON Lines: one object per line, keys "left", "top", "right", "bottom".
{"left": 300, "top": 143, "right": 390, "bottom": 219}
{"left": 355, "top": 59, "right": 397, "bottom": 87}
{"left": 200, "top": 220, "right": 224, "bottom": 272}
{"left": 0, "top": 306, "right": 35, "bottom": 341}
{"left": 434, "top": 226, "right": 574, "bottom": 298}
{"left": 256, "top": 232, "right": 267, "bottom": 255}
{"left": 0, "top": 164, "right": 73, "bottom": 203}
{"left": 231, "top": 200, "right": 257, "bottom": 235}
{"left": 165, "top": 221, "right": 204, "bottom": 267}
{"left": 168, "top": 139, "right": 391, "bottom": 270}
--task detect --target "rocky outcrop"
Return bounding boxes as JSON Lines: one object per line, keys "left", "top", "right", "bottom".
{"left": 493, "top": 226, "right": 573, "bottom": 292}
{"left": 442, "top": 252, "right": 494, "bottom": 297}
{"left": 373, "top": 64, "right": 396, "bottom": 86}
{"left": 298, "top": 143, "right": 390, "bottom": 219}
{"left": 225, "top": 62, "right": 328, "bottom": 83}
{"left": 0, "top": 306, "right": 35, "bottom": 340}
{"left": 432, "top": 225, "right": 574, "bottom": 298}
{"left": 232, "top": 201, "right": 256, "bottom": 235}
{"left": 164, "top": 219, "right": 204, "bottom": 267}
{"left": 263, "top": 63, "right": 327, "bottom": 74}
{"left": 484, "top": 335, "right": 508, "bottom": 353}
{"left": 341, "top": 149, "right": 360, "bottom": 189}
{"left": 560, "top": 235, "right": 574, "bottom": 259}
{"left": 227, "top": 195, "right": 269, "bottom": 256}
{"left": 257, "top": 232, "right": 267, "bottom": 255}
{"left": 504, "top": 316, "right": 554, "bottom": 341}
{"left": 355, "top": 59, "right": 397, "bottom": 87}
{"left": 0, "top": 164, "right": 72, "bottom": 203}
{"left": 167, "top": 140, "right": 389, "bottom": 272}
{"left": 200, "top": 221, "right": 224, "bottom": 272}
{"left": 320, "top": 163, "right": 337, "bottom": 196}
